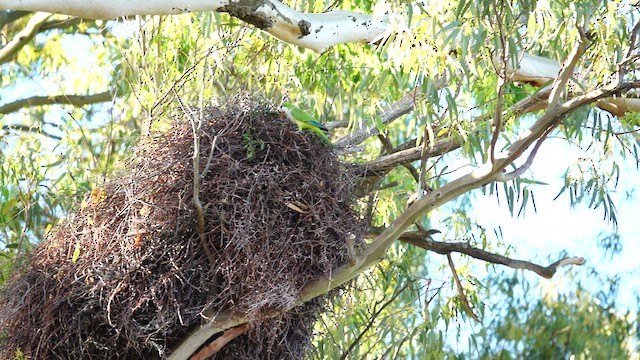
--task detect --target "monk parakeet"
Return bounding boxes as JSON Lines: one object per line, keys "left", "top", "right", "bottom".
{"left": 281, "top": 102, "right": 332, "bottom": 144}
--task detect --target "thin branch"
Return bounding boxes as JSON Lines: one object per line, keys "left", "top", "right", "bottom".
{"left": 489, "top": 0, "right": 508, "bottom": 165}
{"left": 40, "top": 16, "right": 82, "bottom": 31}
{"left": 495, "top": 125, "right": 552, "bottom": 182}
{"left": 339, "top": 282, "right": 411, "bottom": 360}
{"left": 618, "top": 19, "right": 640, "bottom": 82}
{"left": 0, "top": 12, "right": 51, "bottom": 64}
{"left": 624, "top": 19, "right": 640, "bottom": 61}
{"left": 335, "top": 91, "right": 416, "bottom": 149}
{"left": 175, "top": 94, "right": 215, "bottom": 265}
{"left": 388, "top": 229, "right": 586, "bottom": 279}
{"left": 547, "top": 28, "right": 588, "bottom": 111}
{"left": 418, "top": 111, "right": 438, "bottom": 194}
{"left": 0, "top": 90, "right": 116, "bottom": 115}
{"left": 1, "top": 124, "right": 62, "bottom": 140}
{"left": 446, "top": 254, "right": 480, "bottom": 322}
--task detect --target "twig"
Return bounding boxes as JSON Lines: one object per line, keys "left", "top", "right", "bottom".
{"left": 201, "top": 135, "right": 218, "bottom": 180}
{"left": 618, "top": 19, "right": 640, "bottom": 83}
{"left": 1, "top": 124, "right": 62, "bottom": 140}
{"left": 495, "top": 125, "right": 553, "bottom": 182}
{"left": 175, "top": 94, "right": 215, "bottom": 264}
{"left": 339, "top": 282, "right": 411, "bottom": 360}
{"left": 334, "top": 91, "right": 416, "bottom": 148}
{"left": 489, "top": 0, "right": 509, "bottom": 165}
{"left": 446, "top": 254, "right": 480, "bottom": 322}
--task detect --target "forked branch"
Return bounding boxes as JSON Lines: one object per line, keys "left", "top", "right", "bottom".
{"left": 389, "top": 229, "right": 586, "bottom": 279}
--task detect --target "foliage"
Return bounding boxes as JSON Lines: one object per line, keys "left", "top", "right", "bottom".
{"left": 0, "top": 13, "right": 139, "bottom": 281}
{"left": 470, "top": 272, "right": 638, "bottom": 359}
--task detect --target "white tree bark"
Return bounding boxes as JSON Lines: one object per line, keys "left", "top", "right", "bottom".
{"left": 508, "top": 53, "right": 570, "bottom": 86}
{"left": 6, "top": 1, "right": 634, "bottom": 114}
{"left": 509, "top": 53, "right": 640, "bottom": 116}
{"left": 1, "top": 0, "right": 389, "bottom": 52}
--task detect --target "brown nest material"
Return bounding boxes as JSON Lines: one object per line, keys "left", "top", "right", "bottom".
{"left": 0, "top": 96, "right": 363, "bottom": 359}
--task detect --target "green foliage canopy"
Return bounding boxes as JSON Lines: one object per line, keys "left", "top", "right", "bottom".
{"left": 1, "top": 0, "right": 639, "bottom": 357}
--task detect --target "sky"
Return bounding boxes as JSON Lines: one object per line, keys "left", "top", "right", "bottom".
{"left": 462, "top": 135, "right": 640, "bottom": 308}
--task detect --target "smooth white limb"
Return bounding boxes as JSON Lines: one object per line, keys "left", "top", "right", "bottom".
{"left": 1, "top": 0, "right": 389, "bottom": 52}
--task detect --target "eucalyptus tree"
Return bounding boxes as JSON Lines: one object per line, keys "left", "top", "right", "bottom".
{"left": 1, "top": 0, "right": 639, "bottom": 358}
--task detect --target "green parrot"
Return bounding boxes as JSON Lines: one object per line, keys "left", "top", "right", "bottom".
{"left": 281, "top": 102, "right": 332, "bottom": 144}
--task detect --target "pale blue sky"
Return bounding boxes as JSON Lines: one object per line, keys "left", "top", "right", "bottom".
{"left": 466, "top": 136, "right": 639, "bottom": 308}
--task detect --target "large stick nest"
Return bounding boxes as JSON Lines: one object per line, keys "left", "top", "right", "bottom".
{"left": 0, "top": 96, "right": 363, "bottom": 359}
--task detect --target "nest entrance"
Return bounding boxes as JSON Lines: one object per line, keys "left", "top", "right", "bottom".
{"left": 0, "top": 96, "right": 362, "bottom": 359}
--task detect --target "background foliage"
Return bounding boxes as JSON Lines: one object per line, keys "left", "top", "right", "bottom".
{"left": 1, "top": 0, "right": 639, "bottom": 357}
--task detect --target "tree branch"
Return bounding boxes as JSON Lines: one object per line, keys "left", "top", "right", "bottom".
{"left": 447, "top": 253, "right": 479, "bottom": 322}
{"left": 40, "top": 16, "right": 82, "bottom": 31}
{"left": 495, "top": 126, "right": 551, "bottom": 182}
{"left": 0, "top": 11, "right": 51, "bottom": 65}
{"left": 334, "top": 90, "right": 417, "bottom": 149}
{"left": 0, "top": 90, "right": 116, "bottom": 115}
{"left": 547, "top": 28, "right": 588, "bottom": 111}
{"left": 386, "top": 229, "right": 586, "bottom": 279}
{"left": 1, "top": 123, "right": 62, "bottom": 140}
{"left": 3, "top": 0, "right": 389, "bottom": 53}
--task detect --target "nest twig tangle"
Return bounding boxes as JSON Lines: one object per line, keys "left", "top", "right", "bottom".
{"left": 0, "top": 95, "right": 363, "bottom": 359}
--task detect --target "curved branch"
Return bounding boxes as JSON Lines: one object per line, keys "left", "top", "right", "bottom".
{"left": 3, "top": 0, "right": 389, "bottom": 53}
{"left": 40, "top": 16, "right": 82, "bottom": 31}
{"left": 190, "top": 323, "right": 253, "bottom": 360}
{"left": 0, "top": 90, "right": 116, "bottom": 115}
{"left": 447, "top": 253, "right": 479, "bottom": 321}
{"left": 388, "top": 229, "right": 585, "bottom": 279}
{"left": 0, "top": 12, "right": 51, "bottom": 65}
